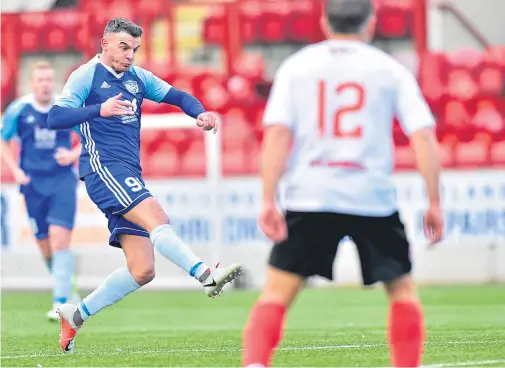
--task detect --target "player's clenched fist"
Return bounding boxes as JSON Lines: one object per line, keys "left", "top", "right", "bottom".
{"left": 100, "top": 93, "right": 134, "bottom": 117}
{"left": 196, "top": 112, "right": 219, "bottom": 134}
{"left": 259, "top": 201, "right": 287, "bottom": 243}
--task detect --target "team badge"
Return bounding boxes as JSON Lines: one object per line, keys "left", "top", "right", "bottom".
{"left": 26, "top": 115, "right": 36, "bottom": 124}
{"left": 123, "top": 80, "right": 139, "bottom": 95}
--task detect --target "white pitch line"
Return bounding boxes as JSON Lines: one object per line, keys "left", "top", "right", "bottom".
{"left": 423, "top": 360, "right": 505, "bottom": 367}
{"left": 0, "top": 340, "right": 501, "bottom": 360}
{"left": 0, "top": 344, "right": 377, "bottom": 360}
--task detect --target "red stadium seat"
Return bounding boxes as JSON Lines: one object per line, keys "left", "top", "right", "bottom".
{"left": 418, "top": 52, "right": 446, "bottom": 102}
{"left": 490, "top": 141, "right": 505, "bottom": 166}
{"left": 181, "top": 139, "right": 206, "bottom": 177}
{"left": 197, "top": 76, "right": 230, "bottom": 112}
{"left": 261, "top": 2, "right": 288, "bottom": 43}
{"left": 203, "top": 6, "right": 226, "bottom": 45}
{"left": 446, "top": 70, "right": 478, "bottom": 100}
{"left": 222, "top": 107, "right": 252, "bottom": 147}
{"left": 239, "top": 1, "right": 261, "bottom": 44}
{"left": 471, "top": 99, "right": 505, "bottom": 136}
{"left": 443, "top": 99, "right": 471, "bottom": 135}
{"left": 227, "top": 75, "right": 254, "bottom": 105}
{"left": 232, "top": 53, "right": 266, "bottom": 79}
{"left": 148, "top": 143, "right": 182, "bottom": 178}
{"left": 453, "top": 140, "right": 490, "bottom": 167}
{"left": 483, "top": 46, "right": 505, "bottom": 68}
{"left": 376, "top": 4, "right": 411, "bottom": 38}
{"left": 439, "top": 143, "right": 455, "bottom": 168}
{"left": 394, "top": 146, "right": 415, "bottom": 170}
{"left": 137, "top": 0, "right": 163, "bottom": 19}
{"left": 140, "top": 129, "right": 163, "bottom": 155}
{"left": 45, "top": 9, "right": 81, "bottom": 52}
{"left": 289, "top": 0, "right": 316, "bottom": 43}
{"left": 164, "top": 128, "right": 191, "bottom": 153}
{"left": 446, "top": 48, "right": 483, "bottom": 71}
{"left": 478, "top": 67, "right": 503, "bottom": 96}
{"left": 19, "top": 13, "right": 47, "bottom": 53}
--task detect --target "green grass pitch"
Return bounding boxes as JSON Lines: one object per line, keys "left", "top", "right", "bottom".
{"left": 1, "top": 285, "right": 504, "bottom": 367}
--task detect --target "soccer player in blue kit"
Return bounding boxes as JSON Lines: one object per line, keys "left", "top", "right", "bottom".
{"left": 46, "top": 18, "right": 242, "bottom": 353}
{"left": 1, "top": 61, "right": 81, "bottom": 321}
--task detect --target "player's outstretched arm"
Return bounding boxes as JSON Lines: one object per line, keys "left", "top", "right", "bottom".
{"left": 160, "top": 88, "right": 218, "bottom": 134}
{"left": 48, "top": 94, "right": 134, "bottom": 130}
{"left": 135, "top": 67, "right": 218, "bottom": 133}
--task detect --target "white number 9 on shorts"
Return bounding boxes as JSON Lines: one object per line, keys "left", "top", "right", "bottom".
{"left": 124, "top": 177, "right": 144, "bottom": 192}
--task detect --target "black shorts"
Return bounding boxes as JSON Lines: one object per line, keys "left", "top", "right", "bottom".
{"left": 268, "top": 211, "right": 412, "bottom": 286}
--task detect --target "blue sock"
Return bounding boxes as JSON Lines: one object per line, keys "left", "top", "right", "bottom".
{"left": 78, "top": 267, "right": 140, "bottom": 321}
{"left": 150, "top": 224, "right": 209, "bottom": 280}
{"left": 52, "top": 249, "right": 75, "bottom": 305}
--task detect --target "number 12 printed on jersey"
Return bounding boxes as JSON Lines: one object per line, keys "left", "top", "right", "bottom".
{"left": 318, "top": 81, "right": 365, "bottom": 138}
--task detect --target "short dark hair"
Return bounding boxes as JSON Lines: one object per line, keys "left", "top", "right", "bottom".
{"left": 325, "top": 0, "right": 373, "bottom": 34}
{"left": 103, "top": 18, "right": 143, "bottom": 38}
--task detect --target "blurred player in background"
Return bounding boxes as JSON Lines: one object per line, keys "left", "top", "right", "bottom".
{"left": 1, "top": 61, "right": 81, "bottom": 321}
{"left": 46, "top": 18, "right": 242, "bottom": 354}
{"left": 242, "top": 0, "right": 444, "bottom": 367}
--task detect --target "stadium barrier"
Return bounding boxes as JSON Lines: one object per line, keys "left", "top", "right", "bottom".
{"left": 1, "top": 114, "right": 504, "bottom": 290}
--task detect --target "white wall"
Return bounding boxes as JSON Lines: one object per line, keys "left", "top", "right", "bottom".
{"left": 1, "top": 171, "right": 504, "bottom": 290}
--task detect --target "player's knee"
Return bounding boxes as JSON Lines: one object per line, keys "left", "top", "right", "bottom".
{"left": 259, "top": 267, "right": 304, "bottom": 307}
{"left": 384, "top": 274, "right": 418, "bottom": 302}
{"left": 129, "top": 264, "right": 155, "bottom": 286}
{"left": 48, "top": 225, "right": 72, "bottom": 252}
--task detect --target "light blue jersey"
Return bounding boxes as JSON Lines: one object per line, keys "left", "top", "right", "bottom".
{"left": 55, "top": 55, "right": 172, "bottom": 179}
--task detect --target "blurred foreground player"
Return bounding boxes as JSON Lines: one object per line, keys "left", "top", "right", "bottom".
{"left": 1, "top": 61, "right": 81, "bottom": 321}
{"left": 46, "top": 18, "right": 242, "bottom": 353}
{"left": 242, "top": 0, "right": 444, "bottom": 367}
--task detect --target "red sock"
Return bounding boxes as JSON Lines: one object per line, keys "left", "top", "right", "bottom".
{"left": 388, "top": 301, "right": 425, "bottom": 367}
{"left": 242, "top": 301, "right": 286, "bottom": 367}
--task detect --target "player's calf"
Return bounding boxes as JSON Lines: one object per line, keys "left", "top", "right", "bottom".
{"left": 36, "top": 238, "right": 53, "bottom": 272}
{"left": 243, "top": 267, "right": 304, "bottom": 367}
{"left": 123, "top": 234, "right": 156, "bottom": 286}
{"left": 123, "top": 197, "right": 242, "bottom": 297}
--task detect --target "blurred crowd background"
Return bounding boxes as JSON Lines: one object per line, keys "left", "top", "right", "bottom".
{"left": 1, "top": 0, "right": 504, "bottom": 181}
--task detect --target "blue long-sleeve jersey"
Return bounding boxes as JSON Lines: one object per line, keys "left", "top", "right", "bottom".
{"left": 1, "top": 94, "right": 75, "bottom": 177}
{"left": 50, "top": 55, "right": 205, "bottom": 179}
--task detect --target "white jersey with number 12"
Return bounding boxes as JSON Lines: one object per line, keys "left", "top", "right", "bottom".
{"left": 263, "top": 40, "right": 435, "bottom": 216}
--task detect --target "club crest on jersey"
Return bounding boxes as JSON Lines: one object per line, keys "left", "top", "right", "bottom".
{"left": 26, "top": 115, "right": 36, "bottom": 124}
{"left": 123, "top": 80, "right": 139, "bottom": 95}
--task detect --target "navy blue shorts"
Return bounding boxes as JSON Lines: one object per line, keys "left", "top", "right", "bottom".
{"left": 83, "top": 164, "right": 152, "bottom": 247}
{"left": 22, "top": 172, "right": 77, "bottom": 240}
